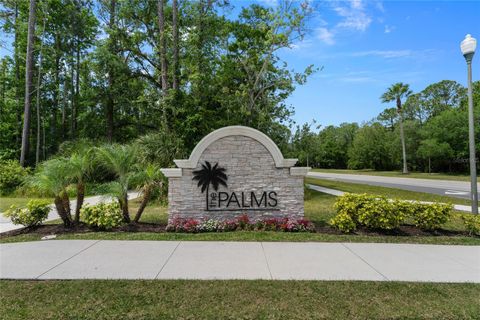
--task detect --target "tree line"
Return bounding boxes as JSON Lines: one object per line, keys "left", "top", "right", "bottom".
{"left": 0, "top": 0, "right": 314, "bottom": 167}
{"left": 290, "top": 80, "right": 480, "bottom": 173}
{"left": 1, "top": 0, "right": 477, "bottom": 175}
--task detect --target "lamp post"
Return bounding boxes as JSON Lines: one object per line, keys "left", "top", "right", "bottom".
{"left": 461, "top": 34, "right": 478, "bottom": 214}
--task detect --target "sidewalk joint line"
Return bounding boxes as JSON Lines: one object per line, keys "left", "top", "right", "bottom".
{"left": 35, "top": 240, "right": 102, "bottom": 279}
{"left": 155, "top": 241, "right": 181, "bottom": 279}
{"left": 341, "top": 243, "right": 390, "bottom": 281}
{"left": 260, "top": 242, "right": 273, "bottom": 280}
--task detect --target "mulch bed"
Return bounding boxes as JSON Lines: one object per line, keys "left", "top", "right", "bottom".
{"left": 0, "top": 222, "right": 168, "bottom": 238}
{"left": 313, "top": 224, "right": 471, "bottom": 237}
{"left": 1, "top": 222, "right": 474, "bottom": 239}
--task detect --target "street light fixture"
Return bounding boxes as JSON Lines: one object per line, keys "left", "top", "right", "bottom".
{"left": 461, "top": 34, "right": 478, "bottom": 214}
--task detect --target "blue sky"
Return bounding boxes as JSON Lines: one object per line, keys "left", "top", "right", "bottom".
{"left": 1, "top": 0, "right": 479, "bottom": 130}
{"left": 260, "top": 0, "right": 480, "bottom": 128}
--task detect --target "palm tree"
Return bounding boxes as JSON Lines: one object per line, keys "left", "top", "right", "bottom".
{"left": 192, "top": 161, "right": 228, "bottom": 210}
{"left": 381, "top": 82, "right": 412, "bottom": 174}
{"left": 30, "top": 158, "right": 73, "bottom": 227}
{"left": 133, "top": 164, "right": 163, "bottom": 223}
{"left": 96, "top": 144, "right": 138, "bottom": 222}
{"left": 68, "top": 150, "right": 93, "bottom": 224}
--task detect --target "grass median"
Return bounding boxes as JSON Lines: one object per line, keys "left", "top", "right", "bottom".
{"left": 311, "top": 168, "right": 471, "bottom": 182}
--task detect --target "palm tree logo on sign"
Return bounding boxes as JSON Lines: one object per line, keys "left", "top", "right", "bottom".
{"left": 192, "top": 161, "right": 228, "bottom": 211}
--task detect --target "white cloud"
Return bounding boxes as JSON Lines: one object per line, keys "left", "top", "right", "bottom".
{"left": 316, "top": 27, "right": 335, "bottom": 45}
{"left": 333, "top": 0, "right": 372, "bottom": 32}
{"left": 384, "top": 25, "right": 394, "bottom": 33}
{"left": 350, "top": 0, "right": 363, "bottom": 10}
{"left": 258, "top": 0, "right": 278, "bottom": 7}
{"left": 290, "top": 39, "right": 313, "bottom": 50}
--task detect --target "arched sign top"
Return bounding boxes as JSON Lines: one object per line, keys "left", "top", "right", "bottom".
{"left": 174, "top": 125, "right": 298, "bottom": 169}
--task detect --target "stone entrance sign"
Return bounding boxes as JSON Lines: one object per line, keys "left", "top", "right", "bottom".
{"left": 161, "top": 126, "right": 310, "bottom": 221}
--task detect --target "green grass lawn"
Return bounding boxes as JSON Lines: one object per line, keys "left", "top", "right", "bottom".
{"left": 306, "top": 177, "right": 471, "bottom": 206}
{"left": 0, "top": 280, "right": 479, "bottom": 320}
{"left": 0, "top": 197, "right": 53, "bottom": 212}
{"left": 312, "top": 168, "right": 471, "bottom": 181}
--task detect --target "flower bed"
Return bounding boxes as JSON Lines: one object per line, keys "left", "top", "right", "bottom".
{"left": 166, "top": 215, "right": 315, "bottom": 233}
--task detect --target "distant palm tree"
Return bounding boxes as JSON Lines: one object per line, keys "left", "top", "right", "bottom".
{"left": 381, "top": 82, "right": 412, "bottom": 174}
{"left": 192, "top": 161, "right": 228, "bottom": 210}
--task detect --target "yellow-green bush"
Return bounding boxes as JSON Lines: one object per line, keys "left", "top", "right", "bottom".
{"left": 330, "top": 212, "right": 356, "bottom": 233}
{"left": 331, "top": 193, "right": 453, "bottom": 233}
{"left": 333, "top": 193, "right": 377, "bottom": 222}
{"left": 80, "top": 202, "right": 123, "bottom": 230}
{"left": 410, "top": 203, "right": 452, "bottom": 230}
{"left": 459, "top": 213, "right": 480, "bottom": 236}
{"left": 4, "top": 199, "right": 50, "bottom": 227}
{"left": 357, "top": 198, "right": 406, "bottom": 230}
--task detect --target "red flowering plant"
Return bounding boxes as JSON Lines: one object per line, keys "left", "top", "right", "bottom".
{"left": 165, "top": 217, "right": 183, "bottom": 232}
{"left": 166, "top": 217, "right": 200, "bottom": 233}
{"left": 263, "top": 218, "right": 279, "bottom": 231}
{"left": 219, "top": 219, "right": 238, "bottom": 232}
{"left": 183, "top": 219, "right": 199, "bottom": 232}
{"left": 166, "top": 215, "right": 315, "bottom": 233}
{"left": 296, "top": 219, "right": 315, "bottom": 232}
{"left": 237, "top": 214, "right": 250, "bottom": 230}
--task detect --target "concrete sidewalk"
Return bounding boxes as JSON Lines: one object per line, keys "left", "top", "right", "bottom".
{"left": 0, "top": 192, "right": 140, "bottom": 234}
{"left": 1, "top": 240, "right": 479, "bottom": 282}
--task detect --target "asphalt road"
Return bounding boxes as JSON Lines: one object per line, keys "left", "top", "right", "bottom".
{"left": 307, "top": 172, "right": 479, "bottom": 201}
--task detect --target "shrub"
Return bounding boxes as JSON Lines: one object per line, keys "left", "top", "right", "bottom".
{"left": 332, "top": 193, "right": 403, "bottom": 231}
{"left": 357, "top": 198, "right": 406, "bottom": 230}
{"left": 0, "top": 160, "right": 29, "bottom": 195}
{"left": 4, "top": 199, "right": 50, "bottom": 227}
{"left": 334, "top": 193, "right": 377, "bottom": 223}
{"left": 331, "top": 193, "right": 452, "bottom": 233}
{"left": 80, "top": 202, "right": 123, "bottom": 230}
{"left": 459, "top": 213, "right": 480, "bottom": 236}
{"left": 410, "top": 203, "right": 453, "bottom": 230}
{"left": 330, "top": 212, "right": 357, "bottom": 233}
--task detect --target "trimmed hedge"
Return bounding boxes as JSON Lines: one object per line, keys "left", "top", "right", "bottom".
{"left": 331, "top": 193, "right": 453, "bottom": 233}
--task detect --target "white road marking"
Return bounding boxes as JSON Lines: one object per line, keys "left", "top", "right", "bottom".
{"left": 445, "top": 190, "right": 469, "bottom": 195}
